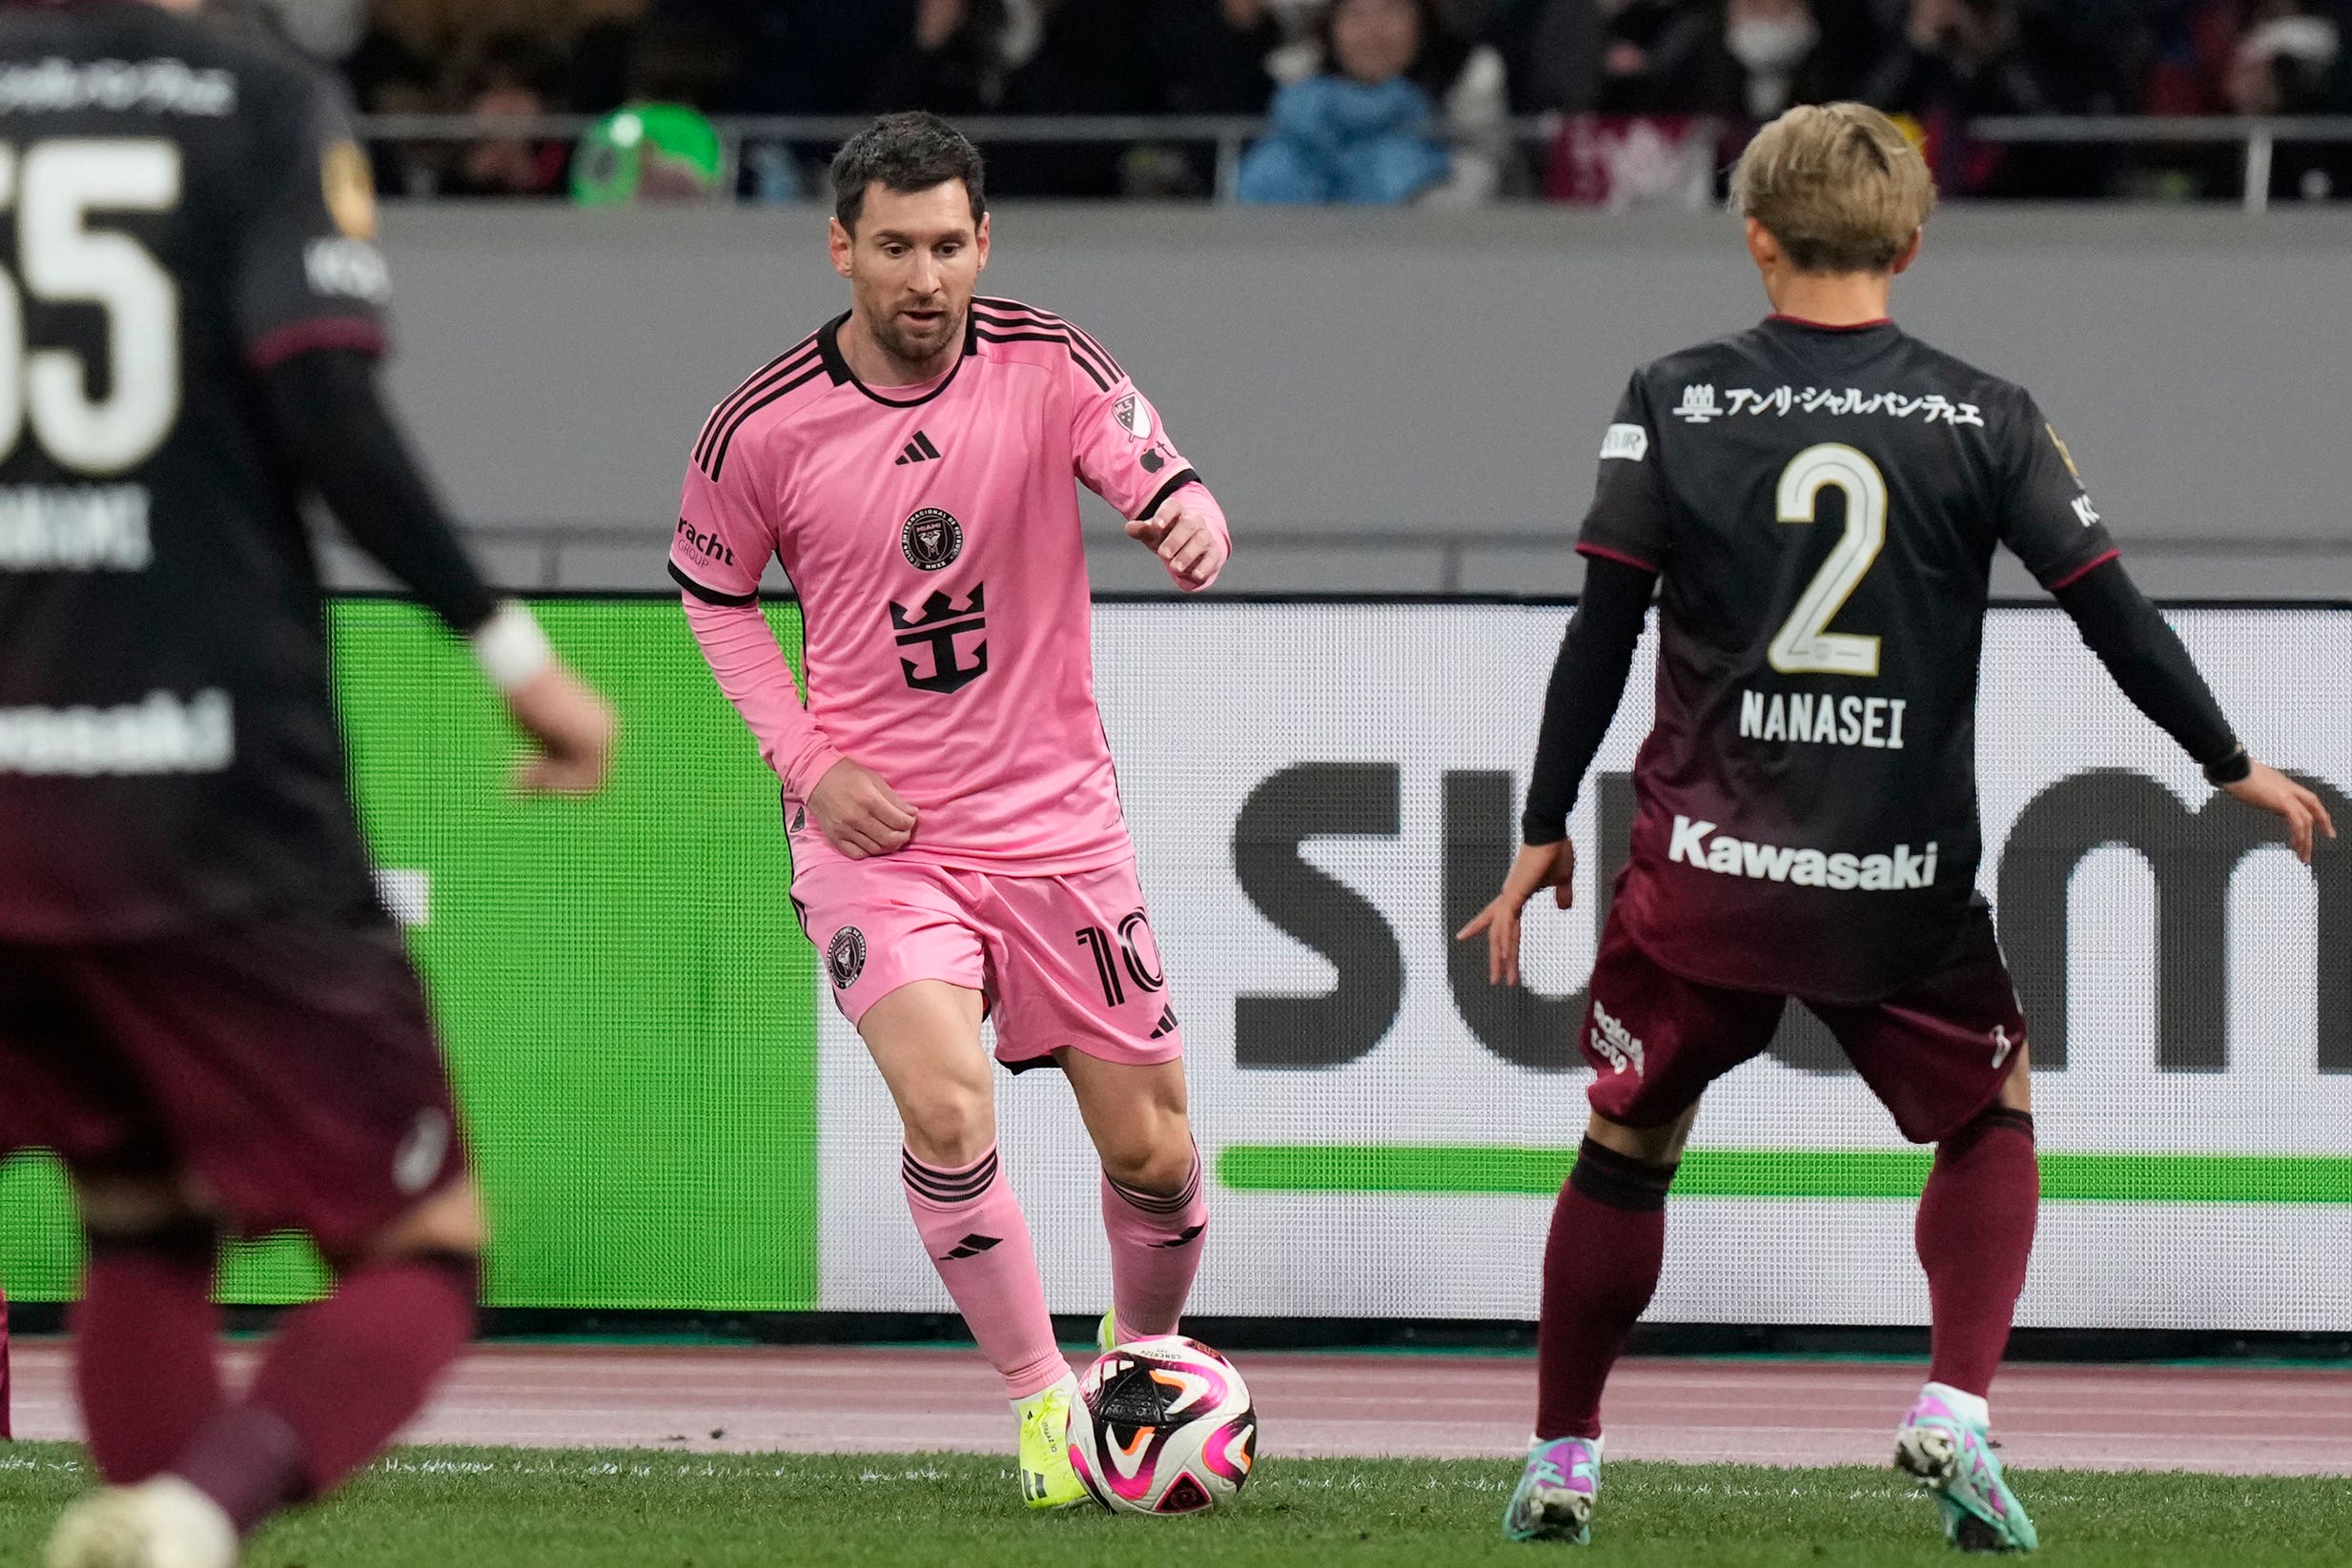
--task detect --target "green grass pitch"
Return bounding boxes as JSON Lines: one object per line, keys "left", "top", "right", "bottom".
{"left": 4, "top": 1446, "right": 2345, "bottom": 1566}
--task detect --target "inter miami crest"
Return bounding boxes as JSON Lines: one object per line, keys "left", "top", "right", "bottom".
{"left": 827, "top": 927, "right": 867, "bottom": 989}
{"left": 901, "top": 507, "right": 963, "bottom": 572}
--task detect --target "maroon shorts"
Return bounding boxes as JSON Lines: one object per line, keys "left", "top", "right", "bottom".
{"left": 0, "top": 906, "right": 465, "bottom": 1255}
{"left": 1582, "top": 906, "right": 2029, "bottom": 1144}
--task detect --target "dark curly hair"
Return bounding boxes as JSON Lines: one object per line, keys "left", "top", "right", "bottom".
{"left": 830, "top": 112, "right": 989, "bottom": 234}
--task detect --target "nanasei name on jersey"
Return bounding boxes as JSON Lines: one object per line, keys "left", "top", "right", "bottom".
{"left": 1738, "top": 688, "right": 1908, "bottom": 749}
{"left": 1668, "top": 814, "right": 1938, "bottom": 890}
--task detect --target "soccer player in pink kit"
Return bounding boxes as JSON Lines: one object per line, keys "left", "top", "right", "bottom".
{"left": 671, "top": 114, "right": 1231, "bottom": 1510}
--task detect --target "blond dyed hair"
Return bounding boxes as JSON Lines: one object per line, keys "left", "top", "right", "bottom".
{"left": 1731, "top": 104, "right": 1936, "bottom": 276}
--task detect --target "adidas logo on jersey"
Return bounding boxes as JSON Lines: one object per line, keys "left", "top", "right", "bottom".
{"left": 1667, "top": 815, "right": 1938, "bottom": 891}
{"left": 894, "top": 431, "right": 942, "bottom": 465}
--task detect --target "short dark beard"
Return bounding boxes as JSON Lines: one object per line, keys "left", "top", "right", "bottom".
{"left": 870, "top": 305, "right": 963, "bottom": 377}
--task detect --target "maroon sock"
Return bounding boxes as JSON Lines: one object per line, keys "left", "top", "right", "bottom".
{"left": 1915, "top": 1108, "right": 2038, "bottom": 1396}
{"left": 72, "top": 1226, "right": 224, "bottom": 1482}
{"left": 1535, "top": 1138, "right": 1676, "bottom": 1441}
{"left": 173, "top": 1252, "right": 477, "bottom": 1533}
{"left": 2, "top": 1276, "right": 11, "bottom": 1442}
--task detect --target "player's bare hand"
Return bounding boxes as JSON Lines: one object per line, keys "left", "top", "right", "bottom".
{"left": 1454, "top": 840, "right": 1576, "bottom": 988}
{"left": 809, "top": 757, "right": 919, "bottom": 859}
{"left": 504, "top": 662, "right": 616, "bottom": 794}
{"left": 2224, "top": 760, "right": 2337, "bottom": 865}
{"left": 1125, "top": 498, "right": 1228, "bottom": 592}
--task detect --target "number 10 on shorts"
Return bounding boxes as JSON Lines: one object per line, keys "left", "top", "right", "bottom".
{"left": 1075, "top": 914, "right": 1166, "bottom": 1008}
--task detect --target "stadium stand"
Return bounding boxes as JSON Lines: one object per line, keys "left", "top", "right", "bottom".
{"left": 245, "top": 0, "right": 2351, "bottom": 204}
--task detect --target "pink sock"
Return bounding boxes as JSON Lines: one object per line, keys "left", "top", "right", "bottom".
{"left": 1101, "top": 1149, "right": 1207, "bottom": 1339}
{"left": 902, "top": 1147, "right": 1070, "bottom": 1400}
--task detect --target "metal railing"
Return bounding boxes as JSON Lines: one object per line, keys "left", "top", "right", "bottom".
{"left": 1973, "top": 115, "right": 2352, "bottom": 214}
{"left": 354, "top": 112, "right": 2352, "bottom": 214}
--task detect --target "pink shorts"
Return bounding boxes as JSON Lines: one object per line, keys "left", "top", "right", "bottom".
{"left": 792, "top": 857, "right": 1185, "bottom": 1072}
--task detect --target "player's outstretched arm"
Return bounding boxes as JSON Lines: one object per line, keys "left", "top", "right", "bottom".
{"left": 1456, "top": 555, "right": 1657, "bottom": 986}
{"left": 264, "top": 348, "right": 614, "bottom": 793}
{"left": 1054, "top": 321, "right": 1232, "bottom": 591}
{"left": 2054, "top": 558, "right": 2333, "bottom": 863}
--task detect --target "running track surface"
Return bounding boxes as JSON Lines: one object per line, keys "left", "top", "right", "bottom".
{"left": 7, "top": 1343, "right": 2346, "bottom": 1476}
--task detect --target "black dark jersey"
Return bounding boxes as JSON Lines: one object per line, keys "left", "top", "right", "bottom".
{"left": 1583, "top": 316, "right": 2118, "bottom": 1003}
{"left": 0, "top": 2, "right": 393, "bottom": 940}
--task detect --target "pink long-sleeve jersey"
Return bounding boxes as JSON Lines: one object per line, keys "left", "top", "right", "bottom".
{"left": 672, "top": 298, "right": 1227, "bottom": 875}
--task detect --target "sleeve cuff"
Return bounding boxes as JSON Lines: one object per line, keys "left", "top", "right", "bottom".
{"left": 470, "top": 601, "right": 553, "bottom": 691}
{"left": 2202, "top": 744, "right": 2252, "bottom": 786}
{"left": 1136, "top": 468, "right": 1203, "bottom": 523}
{"left": 784, "top": 742, "right": 847, "bottom": 803}
{"left": 1521, "top": 811, "right": 1572, "bottom": 846}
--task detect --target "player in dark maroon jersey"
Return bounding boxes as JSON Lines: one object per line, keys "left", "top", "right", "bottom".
{"left": 0, "top": 2, "right": 612, "bottom": 1563}
{"left": 1460, "top": 103, "right": 2333, "bottom": 1552}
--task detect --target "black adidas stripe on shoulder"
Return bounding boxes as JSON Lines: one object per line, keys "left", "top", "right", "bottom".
{"left": 694, "top": 333, "right": 822, "bottom": 474}
{"left": 693, "top": 349, "right": 791, "bottom": 469}
{"left": 973, "top": 298, "right": 1124, "bottom": 380}
{"left": 694, "top": 336, "right": 813, "bottom": 467}
{"left": 701, "top": 355, "right": 829, "bottom": 480}
{"left": 972, "top": 300, "right": 1124, "bottom": 392}
{"left": 974, "top": 325, "right": 1112, "bottom": 393}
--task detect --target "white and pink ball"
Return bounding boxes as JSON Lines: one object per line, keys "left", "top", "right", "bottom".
{"left": 1066, "top": 1334, "right": 1257, "bottom": 1515}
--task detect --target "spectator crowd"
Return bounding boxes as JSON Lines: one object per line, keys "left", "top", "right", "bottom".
{"left": 239, "top": 0, "right": 2351, "bottom": 203}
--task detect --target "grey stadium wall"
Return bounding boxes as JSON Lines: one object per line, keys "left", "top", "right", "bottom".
{"left": 350, "top": 203, "right": 2352, "bottom": 600}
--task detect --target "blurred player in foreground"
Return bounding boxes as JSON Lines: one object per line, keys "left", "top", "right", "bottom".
{"left": 1461, "top": 103, "right": 2333, "bottom": 1552}
{"left": 0, "top": 1, "right": 614, "bottom": 1563}
{"left": 673, "top": 112, "right": 1230, "bottom": 1510}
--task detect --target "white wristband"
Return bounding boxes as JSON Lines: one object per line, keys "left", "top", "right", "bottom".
{"left": 471, "top": 601, "right": 554, "bottom": 692}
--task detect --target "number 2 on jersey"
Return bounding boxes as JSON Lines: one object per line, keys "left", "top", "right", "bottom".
{"left": 0, "top": 138, "right": 183, "bottom": 477}
{"left": 1769, "top": 441, "right": 1886, "bottom": 678}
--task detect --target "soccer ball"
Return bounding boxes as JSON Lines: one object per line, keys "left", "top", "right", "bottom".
{"left": 1066, "top": 1334, "right": 1257, "bottom": 1515}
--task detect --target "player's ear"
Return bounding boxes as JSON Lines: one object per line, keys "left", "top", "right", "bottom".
{"left": 1891, "top": 229, "right": 1923, "bottom": 276}
{"left": 1743, "top": 216, "right": 1779, "bottom": 274}
{"left": 974, "top": 212, "right": 991, "bottom": 274}
{"left": 828, "top": 216, "right": 855, "bottom": 280}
